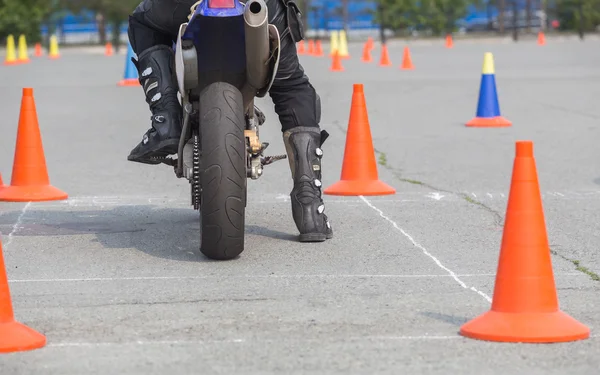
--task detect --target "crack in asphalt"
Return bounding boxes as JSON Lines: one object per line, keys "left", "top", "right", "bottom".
{"left": 327, "top": 120, "right": 598, "bottom": 283}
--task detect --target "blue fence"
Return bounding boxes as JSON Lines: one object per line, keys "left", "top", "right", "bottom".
{"left": 43, "top": 1, "right": 546, "bottom": 44}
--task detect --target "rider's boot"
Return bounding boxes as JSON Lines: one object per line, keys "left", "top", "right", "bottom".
{"left": 127, "top": 45, "right": 182, "bottom": 165}
{"left": 283, "top": 126, "right": 333, "bottom": 242}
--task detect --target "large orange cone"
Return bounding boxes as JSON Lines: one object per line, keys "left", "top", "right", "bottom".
{"left": 324, "top": 84, "right": 395, "bottom": 196}
{"left": 0, "top": 88, "right": 68, "bottom": 202}
{"left": 378, "top": 44, "right": 392, "bottom": 67}
{"left": 0, "top": 240, "right": 47, "bottom": 353}
{"left": 460, "top": 141, "right": 590, "bottom": 343}
{"left": 330, "top": 50, "right": 344, "bottom": 72}
{"left": 0, "top": 173, "right": 4, "bottom": 190}
{"left": 400, "top": 46, "right": 414, "bottom": 70}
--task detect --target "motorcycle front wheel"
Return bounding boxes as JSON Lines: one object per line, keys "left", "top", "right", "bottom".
{"left": 198, "top": 82, "right": 247, "bottom": 260}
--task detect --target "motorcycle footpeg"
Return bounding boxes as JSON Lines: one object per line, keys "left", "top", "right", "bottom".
{"left": 156, "top": 157, "right": 178, "bottom": 167}
{"left": 261, "top": 154, "right": 287, "bottom": 166}
{"left": 254, "top": 105, "right": 266, "bottom": 125}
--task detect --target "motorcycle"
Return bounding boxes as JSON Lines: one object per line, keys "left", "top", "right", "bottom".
{"left": 158, "top": 0, "right": 286, "bottom": 260}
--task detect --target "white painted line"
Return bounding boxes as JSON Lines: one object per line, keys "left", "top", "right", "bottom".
{"left": 47, "top": 335, "right": 464, "bottom": 348}
{"left": 2, "top": 202, "right": 31, "bottom": 248}
{"left": 8, "top": 272, "right": 585, "bottom": 284}
{"left": 7, "top": 274, "right": 491, "bottom": 283}
{"left": 22, "top": 190, "right": 600, "bottom": 208}
{"left": 45, "top": 334, "right": 600, "bottom": 348}
{"left": 427, "top": 192, "right": 444, "bottom": 201}
{"left": 359, "top": 195, "right": 493, "bottom": 303}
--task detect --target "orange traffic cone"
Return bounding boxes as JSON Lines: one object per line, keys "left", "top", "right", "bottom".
{"left": 34, "top": 43, "right": 43, "bottom": 57}
{"left": 538, "top": 31, "right": 546, "bottom": 46}
{"left": 0, "top": 239, "right": 47, "bottom": 353}
{"left": 314, "top": 40, "right": 324, "bottom": 57}
{"left": 307, "top": 40, "right": 315, "bottom": 55}
{"left": 378, "top": 44, "right": 392, "bottom": 67}
{"left": 0, "top": 173, "right": 4, "bottom": 190}
{"left": 330, "top": 50, "right": 344, "bottom": 72}
{"left": 460, "top": 141, "right": 590, "bottom": 343}
{"left": 297, "top": 40, "right": 305, "bottom": 55}
{"left": 105, "top": 42, "right": 113, "bottom": 56}
{"left": 324, "top": 84, "right": 395, "bottom": 196}
{"left": 361, "top": 41, "right": 372, "bottom": 62}
{"left": 0, "top": 88, "right": 68, "bottom": 202}
{"left": 445, "top": 34, "right": 453, "bottom": 48}
{"left": 400, "top": 46, "right": 414, "bottom": 70}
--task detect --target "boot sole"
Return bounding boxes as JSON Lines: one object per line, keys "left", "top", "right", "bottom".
{"left": 299, "top": 232, "right": 333, "bottom": 242}
{"left": 127, "top": 139, "right": 180, "bottom": 165}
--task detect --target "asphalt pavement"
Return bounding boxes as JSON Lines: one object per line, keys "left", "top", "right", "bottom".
{"left": 0, "top": 37, "right": 599, "bottom": 374}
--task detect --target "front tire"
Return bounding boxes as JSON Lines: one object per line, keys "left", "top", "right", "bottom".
{"left": 199, "top": 82, "right": 247, "bottom": 260}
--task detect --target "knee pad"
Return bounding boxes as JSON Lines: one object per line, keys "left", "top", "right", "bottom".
{"left": 315, "top": 92, "right": 322, "bottom": 124}
{"left": 128, "top": 7, "right": 173, "bottom": 54}
{"left": 128, "top": 15, "right": 147, "bottom": 54}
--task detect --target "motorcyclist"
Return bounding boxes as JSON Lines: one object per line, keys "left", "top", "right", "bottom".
{"left": 127, "top": 0, "right": 333, "bottom": 242}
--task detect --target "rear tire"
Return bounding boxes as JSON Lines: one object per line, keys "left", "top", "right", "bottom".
{"left": 199, "top": 82, "right": 247, "bottom": 260}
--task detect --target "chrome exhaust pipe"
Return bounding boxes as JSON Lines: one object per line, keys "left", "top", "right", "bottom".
{"left": 243, "top": 0, "right": 270, "bottom": 91}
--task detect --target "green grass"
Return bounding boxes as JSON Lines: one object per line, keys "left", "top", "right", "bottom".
{"left": 378, "top": 153, "right": 387, "bottom": 167}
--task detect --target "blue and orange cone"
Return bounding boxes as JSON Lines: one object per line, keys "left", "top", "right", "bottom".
{"left": 467, "top": 53, "right": 511, "bottom": 128}
{"left": 118, "top": 43, "right": 141, "bottom": 87}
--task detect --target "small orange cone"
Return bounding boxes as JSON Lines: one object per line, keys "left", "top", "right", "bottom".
{"left": 400, "top": 46, "right": 414, "bottom": 70}
{"left": 0, "top": 239, "right": 47, "bottom": 353}
{"left": 460, "top": 141, "right": 590, "bottom": 343}
{"left": 330, "top": 50, "right": 344, "bottom": 72}
{"left": 378, "top": 44, "right": 392, "bottom": 67}
{"left": 0, "top": 88, "right": 68, "bottom": 202}
{"left": 307, "top": 40, "right": 315, "bottom": 55}
{"left": 446, "top": 34, "right": 453, "bottom": 48}
{"left": 105, "top": 42, "right": 113, "bottom": 56}
{"left": 0, "top": 173, "right": 4, "bottom": 190}
{"left": 324, "top": 84, "right": 395, "bottom": 196}
{"left": 297, "top": 40, "right": 305, "bottom": 55}
{"left": 537, "top": 31, "right": 546, "bottom": 46}
{"left": 34, "top": 43, "right": 43, "bottom": 57}
{"left": 314, "top": 40, "right": 324, "bottom": 57}
{"left": 361, "top": 41, "right": 372, "bottom": 62}
{"left": 366, "top": 36, "right": 374, "bottom": 50}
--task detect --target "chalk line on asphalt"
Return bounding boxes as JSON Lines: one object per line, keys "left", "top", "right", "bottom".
{"left": 8, "top": 273, "right": 584, "bottom": 284}
{"left": 1, "top": 202, "right": 31, "bottom": 248}
{"left": 359, "top": 195, "right": 493, "bottom": 303}
{"left": 41, "top": 334, "right": 600, "bottom": 348}
{"left": 21, "top": 189, "right": 600, "bottom": 208}
{"left": 47, "top": 335, "right": 463, "bottom": 348}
